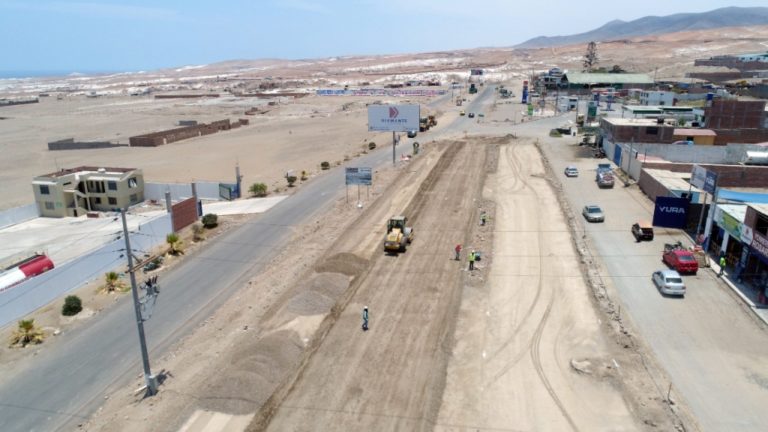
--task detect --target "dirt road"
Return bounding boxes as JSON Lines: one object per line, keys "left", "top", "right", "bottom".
{"left": 255, "top": 140, "right": 483, "bottom": 430}
{"left": 436, "top": 141, "right": 640, "bottom": 431}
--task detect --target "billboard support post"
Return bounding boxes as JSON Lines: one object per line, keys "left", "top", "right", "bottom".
{"left": 392, "top": 131, "right": 396, "bottom": 166}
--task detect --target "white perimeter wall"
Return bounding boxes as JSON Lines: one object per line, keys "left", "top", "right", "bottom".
{"left": 0, "top": 214, "right": 172, "bottom": 327}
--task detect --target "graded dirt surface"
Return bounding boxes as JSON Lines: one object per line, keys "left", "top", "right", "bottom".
{"left": 435, "top": 141, "right": 638, "bottom": 431}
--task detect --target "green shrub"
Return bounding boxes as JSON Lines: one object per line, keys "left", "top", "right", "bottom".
{"left": 249, "top": 182, "right": 268, "bottom": 197}
{"left": 549, "top": 129, "right": 562, "bottom": 137}
{"left": 286, "top": 175, "right": 297, "bottom": 187}
{"left": 62, "top": 295, "right": 82, "bottom": 316}
{"left": 202, "top": 213, "right": 218, "bottom": 228}
{"left": 320, "top": 161, "right": 330, "bottom": 170}
{"left": 368, "top": 142, "right": 376, "bottom": 150}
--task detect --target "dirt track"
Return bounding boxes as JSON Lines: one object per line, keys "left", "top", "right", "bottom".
{"left": 252, "top": 139, "right": 482, "bottom": 430}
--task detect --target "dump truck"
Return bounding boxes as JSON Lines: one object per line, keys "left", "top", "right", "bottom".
{"left": 384, "top": 216, "right": 414, "bottom": 253}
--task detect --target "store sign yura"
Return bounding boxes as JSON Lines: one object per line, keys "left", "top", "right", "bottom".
{"left": 751, "top": 231, "right": 768, "bottom": 261}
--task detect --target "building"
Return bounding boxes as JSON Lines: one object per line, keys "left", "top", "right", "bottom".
{"left": 737, "top": 52, "right": 768, "bottom": 63}
{"left": 640, "top": 90, "right": 675, "bottom": 106}
{"left": 32, "top": 166, "right": 144, "bottom": 218}
{"left": 673, "top": 128, "right": 716, "bottom": 145}
{"left": 600, "top": 118, "right": 677, "bottom": 144}
{"left": 704, "top": 100, "right": 767, "bottom": 130}
{"left": 560, "top": 72, "right": 654, "bottom": 93}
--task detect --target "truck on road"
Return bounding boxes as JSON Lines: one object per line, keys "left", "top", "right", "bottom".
{"left": 596, "top": 163, "right": 615, "bottom": 188}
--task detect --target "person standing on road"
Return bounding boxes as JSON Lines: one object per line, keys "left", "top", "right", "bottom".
{"left": 480, "top": 211, "right": 487, "bottom": 226}
{"left": 468, "top": 250, "right": 475, "bottom": 271}
{"left": 719, "top": 255, "right": 727, "bottom": 277}
{"left": 362, "top": 306, "right": 369, "bottom": 331}
{"left": 455, "top": 244, "right": 462, "bottom": 261}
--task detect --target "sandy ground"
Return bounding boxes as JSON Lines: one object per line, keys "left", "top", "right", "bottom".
{"left": 435, "top": 140, "right": 638, "bottom": 431}
{"left": 0, "top": 93, "right": 432, "bottom": 210}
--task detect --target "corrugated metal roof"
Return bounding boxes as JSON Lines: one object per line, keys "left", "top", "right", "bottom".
{"left": 673, "top": 128, "right": 717, "bottom": 137}
{"left": 564, "top": 72, "right": 654, "bottom": 85}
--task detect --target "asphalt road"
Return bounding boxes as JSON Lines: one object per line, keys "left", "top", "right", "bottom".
{"left": 0, "top": 88, "right": 489, "bottom": 432}
{"left": 534, "top": 118, "right": 768, "bottom": 432}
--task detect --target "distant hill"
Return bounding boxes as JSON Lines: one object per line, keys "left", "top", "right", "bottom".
{"left": 517, "top": 6, "right": 768, "bottom": 48}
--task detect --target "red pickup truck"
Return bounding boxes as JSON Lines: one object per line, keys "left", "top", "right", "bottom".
{"left": 663, "top": 249, "right": 699, "bottom": 275}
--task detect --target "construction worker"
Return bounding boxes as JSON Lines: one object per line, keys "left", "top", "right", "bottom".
{"left": 468, "top": 250, "right": 476, "bottom": 271}
{"left": 362, "top": 306, "right": 369, "bottom": 331}
{"left": 719, "top": 255, "right": 727, "bottom": 277}
{"left": 455, "top": 244, "right": 462, "bottom": 261}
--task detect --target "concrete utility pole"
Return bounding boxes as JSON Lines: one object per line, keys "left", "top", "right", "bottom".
{"left": 392, "top": 131, "right": 396, "bottom": 166}
{"left": 121, "top": 209, "right": 158, "bottom": 396}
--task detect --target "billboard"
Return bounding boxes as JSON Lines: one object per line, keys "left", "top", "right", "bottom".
{"left": 690, "top": 165, "right": 717, "bottom": 194}
{"left": 367, "top": 104, "right": 419, "bottom": 132}
{"left": 652, "top": 196, "right": 690, "bottom": 228}
{"left": 345, "top": 167, "right": 373, "bottom": 186}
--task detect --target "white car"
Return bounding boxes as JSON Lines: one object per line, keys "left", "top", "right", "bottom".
{"left": 564, "top": 166, "right": 579, "bottom": 177}
{"left": 652, "top": 269, "right": 686, "bottom": 296}
{"left": 582, "top": 205, "right": 604, "bottom": 223}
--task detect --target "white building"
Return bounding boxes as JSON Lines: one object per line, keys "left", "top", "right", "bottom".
{"left": 640, "top": 91, "right": 675, "bottom": 106}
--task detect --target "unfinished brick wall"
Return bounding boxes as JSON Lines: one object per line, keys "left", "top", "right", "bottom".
{"left": 705, "top": 100, "right": 767, "bottom": 130}
{"left": 641, "top": 162, "right": 768, "bottom": 187}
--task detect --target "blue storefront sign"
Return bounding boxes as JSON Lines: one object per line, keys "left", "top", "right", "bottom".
{"left": 653, "top": 196, "right": 690, "bottom": 228}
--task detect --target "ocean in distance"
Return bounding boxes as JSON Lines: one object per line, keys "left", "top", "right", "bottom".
{"left": 0, "top": 70, "right": 120, "bottom": 79}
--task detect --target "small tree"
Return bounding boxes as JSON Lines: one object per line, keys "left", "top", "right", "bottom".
{"left": 10, "top": 319, "right": 44, "bottom": 347}
{"left": 583, "top": 41, "right": 599, "bottom": 72}
{"left": 192, "top": 222, "right": 205, "bottom": 241}
{"left": 166, "top": 233, "right": 184, "bottom": 255}
{"left": 103, "top": 271, "right": 123, "bottom": 293}
{"left": 368, "top": 142, "right": 376, "bottom": 150}
{"left": 62, "top": 295, "right": 82, "bottom": 316}
{"left": 300, "top": 170, "right": 308, "bottom": 181}
{"left": 286, "top": 175, "right": 297, "bottom": 187}
{"left": 320, "top": 161, "right": 330, "bottom": 170}
{"left": 202, "top": 213, "right": 218, "bottom": 228}
{"left": 609, "top": 64, "right": 626, "bottom": 73}
{"left": 249, "top": 182, "right": 268, "bottom": 197}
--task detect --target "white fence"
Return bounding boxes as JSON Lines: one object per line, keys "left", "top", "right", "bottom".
{"left": 144, "top": 181, "right": 224, "bottom": 202}
{"left": 0, "top": 204, "right": 39, "bottom": 230}
{"left": 0, "top": 214, "right": 172, "bottom": 327}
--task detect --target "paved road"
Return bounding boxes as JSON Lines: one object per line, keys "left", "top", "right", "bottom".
{"left": 0, "top": 88, "right": 488, "bottom": 432}
{"left": 532, "top": 117, "right": 768, "bottom": 432}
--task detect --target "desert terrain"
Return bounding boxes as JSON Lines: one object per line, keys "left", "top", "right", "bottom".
{"left": 2, "top": 25, "right": 768, "bottom": 432}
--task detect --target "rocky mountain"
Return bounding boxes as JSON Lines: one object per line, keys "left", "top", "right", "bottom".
{"left": 517, "top": 6, "right": 768, "bottom": 48}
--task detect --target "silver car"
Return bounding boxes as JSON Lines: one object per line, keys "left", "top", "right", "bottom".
{"left": 652, "top": 269, "right": 686, "bottom": 296}
{"left": 582, "top": 205, "right": 604, "bottom": 222}
{"left": 564, "top": 166, "right": 579, "bottom": 177}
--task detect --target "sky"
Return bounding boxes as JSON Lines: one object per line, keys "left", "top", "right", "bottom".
{"left": 0, "top": 0, "right": 765, "bottom": 74}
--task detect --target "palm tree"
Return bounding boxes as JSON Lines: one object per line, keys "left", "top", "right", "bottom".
{"left": 103, "top": 271, "right": 122, "bottom": 293}
{"left": 10, "top": 319, "right": 44, "bottom": 347}
{"left": 166, "top": 233, "right": 184, "bottom": 255}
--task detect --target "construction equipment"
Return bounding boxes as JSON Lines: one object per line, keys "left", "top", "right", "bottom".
{"left": 384, "top": 216, "right": 414, "bottom": 253}
{"left": 419, "top": 117, "right": 429, "bottom": 132}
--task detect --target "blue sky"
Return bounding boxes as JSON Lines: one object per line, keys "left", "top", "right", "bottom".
{"left": 0, "top": 0, "right": 764, "bottom": 73}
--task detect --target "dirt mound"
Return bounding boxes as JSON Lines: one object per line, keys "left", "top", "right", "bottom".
{"left": 198, "top": 329, "right": 303, "bottom": 414}
{"left": 314, "top": 252, "right": 368, "bottom": 277}
{"left": 286, "top": 272, "right": 349, "bottom": 315}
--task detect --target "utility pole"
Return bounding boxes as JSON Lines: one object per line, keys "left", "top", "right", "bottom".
{"left": 121, "top": 209, "right": 158, "bottom": 396}
{"left": 392, "top": 131, "right": 396, "bottom": 166}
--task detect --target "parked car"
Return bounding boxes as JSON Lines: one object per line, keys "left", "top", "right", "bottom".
{"left": 582, "top": 205, "right": 605, "bottom": 223}
{"left": 653, "top": 269, "right": 686, "bottom": 296}
{"left": 564, "top": 166, "right": 579, "bottom": 177}
{"left": 468, "top": 112, "right": 475, "bottom": 118}
{"left": 631, "top": 221, "right": 654, "bottom": 241}
{"left": 663, "top": 248, "right": 699, "bottom": 274}
{"left": 407, "top": 130, "right": 418, "bottom": 138}
{"left": 460, "top": 110, "right": 466, "bottom": 116}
